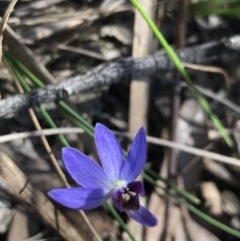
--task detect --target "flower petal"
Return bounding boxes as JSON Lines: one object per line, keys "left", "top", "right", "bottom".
{"left": 48, "top": 187, "right": 110, "bottom": 210}
{"left": 112, "top": 190, "right": 124, "bottom": 212}
{"left": 62, "top": 147, "right": 111, "bottom": 189}
{"left": 127, "top": 181, "right": 145, "bottom": 196}
{"left": 125, "top": 206, "right": 158, "bottom": 227}
{"left": 95, "top": 123, "right": 124, "bottom": 182}
{"left": 120, "top": 127, "right": 147, "bottom": 182}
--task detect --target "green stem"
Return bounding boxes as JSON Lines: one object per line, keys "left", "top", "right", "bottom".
{"left": 143, "top": 173, "right": 240, "bottom": 238}
{"left": 5, "top": 58, "right": 69, "bottom": 147}
{"left": 130, "top": 0, "right": 232, "bottom": 146}
{"left": 144, "top": 168, "right": 200, "bottom": 204}
{"left": 105, "top": 202, "right": 136, "bottom": 241}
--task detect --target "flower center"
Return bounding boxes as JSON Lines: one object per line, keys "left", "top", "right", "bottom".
{"left": 119, "top": 187, "right": 140, "bottom": 210}
{"left": 114, "top": 180, "right": 127, "bottom": 190}
{"left": 112, "top": 181, "right": 145, "bottom": 212}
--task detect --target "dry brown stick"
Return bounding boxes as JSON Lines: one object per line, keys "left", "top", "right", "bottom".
{"left": 182, "top": 61, "right": 233, "bottom": 124}
{"left": 28, "top": 109, "right": 69, "bottom": 185}
{"left": 127, "top": 1, "right": 156, "bottom": 240}
{"left": 179, "top": 143, "right": 214, "bottom": 176}
{"left": 0, "top": 0, "right": 19, "bottom": 62}
{"left": 4, "top": 57, "right": 68, "bottom": 186}
{"left": 175, "top": 0, "right": 189, "bottom": 48}
{"left": 1, "top": 35, "right": 240, "bottom": 117}
{"left": 4, "top": 25, "right": 57, "bottom": 84}
{"left": 0, "top": 128, "right": 84, "bottom": 143}
{"left": 0, "top": 151, "right": 83, "bottom": 241}
{"left": 3, "top": 58, "right": 103, "bottom": 241}
{"left": 180, "top": 82, "right": 240, "bottom": 114}
{"left": 164, "top": 0, "right": 190, "bottom": 239}
{"left": 145, "top": 0, "right": 165, "bottom": 238}
{"left": 3, "top": 125, "right": 238, "bottom": 168}
{"left": 57, "top": 44, "right": 106, "bottom": 61}
{"left": 170, "top": 0, "right": 189, "bottom": 177}
{"left": 182, "top": 62, "right": 231, "bottom": 88}
{"left": 129, "top": 1, "right": 155, "bottom": 133}
{"left": 115, "top": 131, "right": 240, "bottom": 167}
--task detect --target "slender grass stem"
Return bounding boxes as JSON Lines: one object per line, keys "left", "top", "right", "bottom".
{"left": 130, "top": 0, "right": 232, "bottom": 146}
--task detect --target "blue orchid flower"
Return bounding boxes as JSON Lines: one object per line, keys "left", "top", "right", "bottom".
{"left": 48, "top": 123, "right": 158, "bottom": 227}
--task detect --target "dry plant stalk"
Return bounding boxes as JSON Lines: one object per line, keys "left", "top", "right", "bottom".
{"left": 162, "top": 1, "right": 190, "bottom": 239}
{"left": 129, "top": 1, "right": 155, "bottom": 133}
{"left": 0, "top": 0, "right": 19, "bottom": 62}
{"left": 3, "top": 25, "right": 57, "bottom": 84}
{"left": 115, "top": 131, "right": 240, "bottom": 168}
{"left": 182, "top": 62, "right": 231, "bottom": 88}
{"left": 0, "top": 151, "right": 83, "bottom": 241}
{"left": 127, "top": 1, "right": 156, "bottom": 240}
{"left": 0, "top": 128, "right": 83, "bottom": 143}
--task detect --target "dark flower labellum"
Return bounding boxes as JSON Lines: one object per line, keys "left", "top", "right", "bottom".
{"left": 122, "top": 192, "right": 140, "bottom": 211}
{"left": 114, "top": 186, "right": 140, "bottom": 211}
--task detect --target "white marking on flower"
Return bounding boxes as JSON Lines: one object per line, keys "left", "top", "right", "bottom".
{"left": 114, "top": 180, "right": 127, "bottom": 190}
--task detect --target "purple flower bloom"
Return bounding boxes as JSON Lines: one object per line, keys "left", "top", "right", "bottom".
{"left": 48, "top": 123, "right": 158, "bottom": 227}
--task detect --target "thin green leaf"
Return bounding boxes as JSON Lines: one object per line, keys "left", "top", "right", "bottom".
{"left": 4, "top": 57, "right": 69, "bottom": 146}
{"left": 130, "top": 0, "right": 232, "bottom": 146}
{"left": 105, "top": 202, "right": 136, "bottom": 241}
{"left": 145, "top": 168, "right": 200, "bottom": 204}
{"left": 190, "top": 0, "right": 240, "bottom": 16}
{"left": 143, "top": 173, "right": 240, "bottom": 238}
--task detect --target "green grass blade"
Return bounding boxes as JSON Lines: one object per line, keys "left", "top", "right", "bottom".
{"left": 38, "top": 105, "right": 70, "bottom": 147}
{"left": 56, "top": 101, "right": 94, "bottom": 137}
{"left": 143, "top": 173, "right": 240, "bottom": 238}
{"left": 130, "top": 0, "right": 232, "bottom": 146}
{"left": 105, "top": 202, "right": 136, "bottom": 241}
{"left": 190, "top": 0, "right": 240, "bottom": 16}
{"left": 4, "top": 49, "right": 95, "bottom": 136}
{"left": 5, "top": 57, "right": 69, "bottom": 146}
{"left": 145, "top": 168, "right": 200, "bottom": 204}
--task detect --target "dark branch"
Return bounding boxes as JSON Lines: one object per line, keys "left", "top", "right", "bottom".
{"left": 1, "top": 35, "right": 240, "bottom": 117}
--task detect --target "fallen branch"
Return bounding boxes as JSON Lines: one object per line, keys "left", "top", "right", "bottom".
{"left": 1, "top": 35, "right": 240, "bottom": 117}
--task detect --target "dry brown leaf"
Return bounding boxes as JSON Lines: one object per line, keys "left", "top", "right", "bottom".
{"left": 222, "top": 191, "right": 240, "bottom": 216}
{"left": 201, "top": 182, "right": 222, "bottom": 216}
{"left": 184, "top": 210, "right": 220, "bottom": 241}
{"left": 14, "top": 0, "right": 65, "bottom": 17}
{"left": 100, "top": 25, "right": 132, "bottom": 45}
{"left": 6, "top": 206, "right": 40, "bottom": 241}
{"left": 21, "top": 18, "right": 84, "bottom": 44}
{"left": 176, "top": 99, "right": 207, "bottom": 191}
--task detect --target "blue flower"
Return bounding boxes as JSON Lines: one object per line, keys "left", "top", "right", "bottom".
{"left": 48, "top": 123, "right": 158, "bottom": 227}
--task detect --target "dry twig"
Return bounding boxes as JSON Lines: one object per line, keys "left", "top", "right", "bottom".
{"left": 182, "top": 62, "right": 231, "bottom": 88}
{"left": 114, "top": 131, "right": 240, "bottom": 168}
{"left": 127, "top": 1, "right": 156, "bottom": 239}
{"left": 0, "top": 128, "right": 84, "bottom": 143}
{"left": 1, "top": 35, "right": 240, "bottom": 117}
{"left": 0, "top": 0, "right": 19, "bottom": 62}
